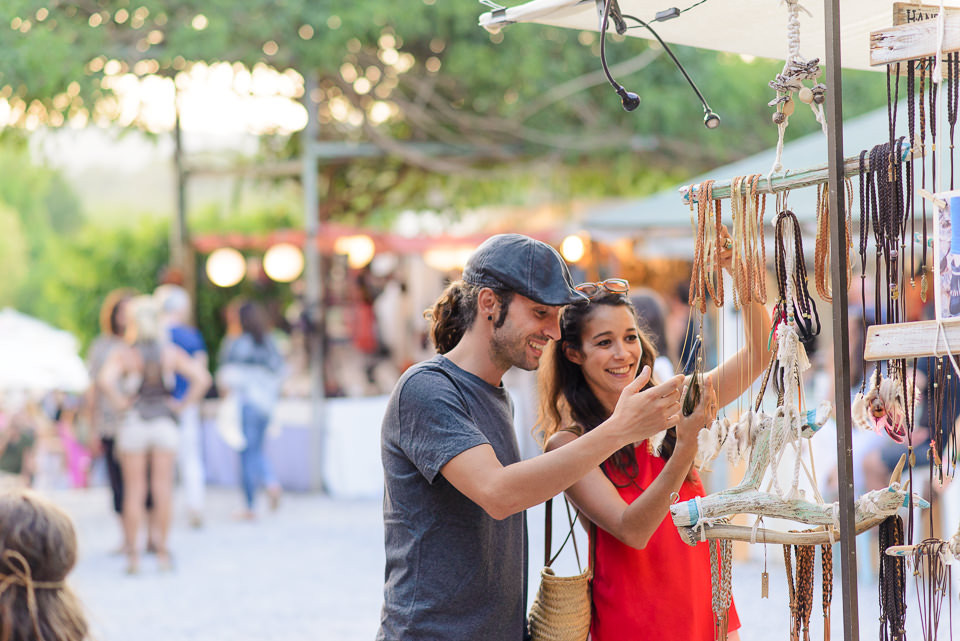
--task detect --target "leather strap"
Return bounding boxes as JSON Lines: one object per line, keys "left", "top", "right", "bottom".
{"left": 543, "top": 496, "right": 596, "bottom": 574}
{"left": 544, "top": 498, "right": 553, "bottom": 566}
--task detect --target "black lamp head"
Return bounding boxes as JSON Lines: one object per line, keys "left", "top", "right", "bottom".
{"left": 703, "top": 110, "right": 721, "bottom": 129}
{"left": 617, "top": 87, "right": 640, "bottom": 112}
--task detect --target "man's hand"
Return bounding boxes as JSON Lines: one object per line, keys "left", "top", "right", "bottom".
{"left": 608, "top": 366, "right": 684, "bottom": 444}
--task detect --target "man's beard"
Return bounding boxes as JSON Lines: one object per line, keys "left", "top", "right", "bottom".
{"left": 490, "top": 326, "right": 538, "bottom": 372}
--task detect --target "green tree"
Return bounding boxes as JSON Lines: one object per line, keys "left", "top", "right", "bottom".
{"left": 1, "top": 1, "right": 888, "bottom": 216}
{"left": 0, "top": 204, "right": 28, "bottom": 306}
{"left": 28, "top": 218, "right": 169, "bottom": 346}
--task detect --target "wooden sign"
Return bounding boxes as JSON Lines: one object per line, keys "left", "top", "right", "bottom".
{"left": 893, "top": 3, "right": 960, "bottom": 25}
{"left": 880, "top": 5, "right": 960, "bottom": 73}
{"left": 871, "top": 16, "right": 960, "bottom": 66}
{"left": 863, "top": 319, "right": 960, "bottom": 361}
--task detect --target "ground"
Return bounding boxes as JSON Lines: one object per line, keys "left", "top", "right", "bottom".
{"left": 45, "top": 486, "right": 957, "bottom": 640}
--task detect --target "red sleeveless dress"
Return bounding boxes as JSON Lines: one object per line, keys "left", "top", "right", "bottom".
{"left": 590, "top": 443, "right": 741, "bottom": 641}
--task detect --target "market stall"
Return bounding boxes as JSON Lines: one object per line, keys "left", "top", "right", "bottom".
{"left": 478, "top": 2, "right": 960, "bottom": 639}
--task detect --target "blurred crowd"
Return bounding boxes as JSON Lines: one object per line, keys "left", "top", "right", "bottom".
{"left": 0, "top": 281, "right": 298, "bottom": 574}
{"left": 0, "top": 262, "right": 956, "bottom": 577}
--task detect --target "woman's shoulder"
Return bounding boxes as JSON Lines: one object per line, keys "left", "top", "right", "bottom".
{"left": 544, "top": 424, "right": 585, "bottom": 452}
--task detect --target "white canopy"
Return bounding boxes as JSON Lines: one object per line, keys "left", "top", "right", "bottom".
{"left": 479, "top": 0, "right": 940, "bottom": 71}
{"left": 0, "top": 308, "right": 90, "bottom": 395}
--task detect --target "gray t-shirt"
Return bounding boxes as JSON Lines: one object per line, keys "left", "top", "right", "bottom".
{"left": 378, "top": 355, "right": 527, "bottom": 641}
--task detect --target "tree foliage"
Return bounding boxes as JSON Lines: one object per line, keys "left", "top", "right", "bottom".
{"left": 2, "top": 0, "right": 889, "bottom": 216}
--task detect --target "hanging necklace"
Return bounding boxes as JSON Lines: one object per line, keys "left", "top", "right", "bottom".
{"left": 929, "top": 55, "right": 939, "bottom": 203}
{"left": 690, "top": 180, "right": 720, "bottom": 314}
{"left": 729, "top": 174, "right": 769, "bottom": 307}
{"left": 709, "top": 537, "right": 733, "bottom": 641}
{"left": 908, "top": 59, "right": 918, "bottom": 287}
{"left": 919, "top": 60, "right": 930, "bottom": 301}
{"left": 814, "top": 178, "right": 854, "bottom": 302}
{"left": 775, "top": 210, "right": 820, "bottom": 345}
{"left": 879, "top": 515, "right": 907, "bottom": 641}
{"left": 784, "top": 544, "right": 799, "bottom": 641}
{"left": 783, "top": 543, "right": 817, "bottom": 641}
{"left": 821, "top": 543, "right": 834, "bottom": 641}
{"left": 730, "top": 175, "right": 747, "bottom": 310}
{"left": 910, "top": 539, "right": 952, "bottom": 641}
{"left": 750, "top": 175, "right": 769, "bottom": 303}
{"left": 853, "top": 142, "right": 912, "bottom": 444}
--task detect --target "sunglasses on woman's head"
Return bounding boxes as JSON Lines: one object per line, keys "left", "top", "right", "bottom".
{"left": 574, "top": 278, "right": 630, "bottom": 299}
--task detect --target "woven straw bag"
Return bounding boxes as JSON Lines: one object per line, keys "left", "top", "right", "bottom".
{"left": 527, "top": 498, "right": 594, "bottom": 641}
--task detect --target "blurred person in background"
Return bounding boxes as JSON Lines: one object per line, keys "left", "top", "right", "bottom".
{"left": 630, "top": 288, "right": 675, "bottom": 384}
{"left": 217, "top": 301, "right": 286, "bottom": 520}
{"left": 98, "top": 295, "right": 211, "bottom": 574}
{"left": 85, "top": 288, "right": 138, "bottom": 549}
{"left": 156, "top": 284, "right": 209, "bottom": 529}
{"left": 45, "top": 393, "right": 91, "bottom": 489}
{"left": 216, "top": 297, "right": 246, "bottom": 370}
{"left": 666, "top": 279, "right": 696, "bottom": 372}
{"left": 0, "top": 488, "right": 89, "bottom": 641}
{"left": 0, "top": 407, "right": 38, "bottom": 489}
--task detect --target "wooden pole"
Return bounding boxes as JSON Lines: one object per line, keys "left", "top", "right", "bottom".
{"left": 172, "top": 92, "right": 188, "bottom": 274}
{"left": 302, "top": 72, "right": 328, "bottom": 492}
{"left": 823, "top": 1, "right": 859, "bottom": 639}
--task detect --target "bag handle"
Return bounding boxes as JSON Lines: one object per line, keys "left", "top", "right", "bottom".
{"left": 543, "top": 496, "right": 595, "bottom": 574}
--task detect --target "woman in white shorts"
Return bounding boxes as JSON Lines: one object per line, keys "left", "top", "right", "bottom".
{"left": 99, "top": 295, "right": 211, "bottom": 573}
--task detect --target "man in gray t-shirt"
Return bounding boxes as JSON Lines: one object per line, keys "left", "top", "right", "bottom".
{"left": 380, "top": 355, "right": 524, "bottom": 639}
{"left": 378, "top": 234, "right": 686, "bottom": 640}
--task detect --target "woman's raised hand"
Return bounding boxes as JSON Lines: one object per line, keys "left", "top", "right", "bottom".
{"left": 609, "top": 366, "right": 684, "bottom": 444}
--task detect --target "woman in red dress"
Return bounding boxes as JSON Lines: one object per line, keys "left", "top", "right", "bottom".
{"left": 537, "top": 228, "right": 770, "bottom": 641}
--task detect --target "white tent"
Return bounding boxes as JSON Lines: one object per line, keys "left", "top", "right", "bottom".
{"left": 0, "top": 308, "right": 89, "bottom": 395}
{"left": 480, "top": 0, "right": 922, "bottom": 72}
